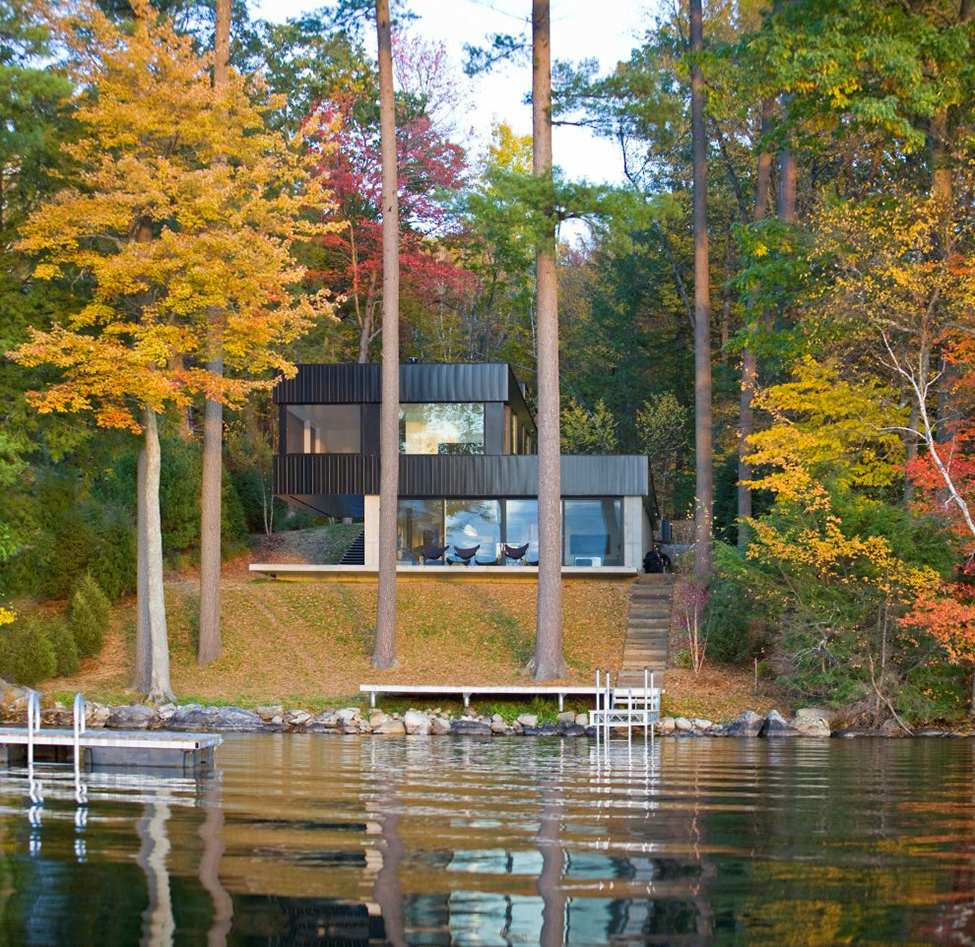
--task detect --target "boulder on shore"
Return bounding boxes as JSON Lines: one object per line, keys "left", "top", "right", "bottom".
{"left": 403, "top": 710, "right": 432, "bottom": 735}
{"left": 761, "top": 709, "right": 799, "bottom": 737}
{"left": 372, "top": 716, "right": 407, "bottom": 735}
{"left": 451, "top": 718, "right": 492, "bottom": 736}
{"left": 106, "top": 704, "right": 158, "bottom": 730}
{"left": 169, "top": 705, "right": 263, "bottom": 732}
{"left": 791, "top": 708, "right": 831, "bottom": 737}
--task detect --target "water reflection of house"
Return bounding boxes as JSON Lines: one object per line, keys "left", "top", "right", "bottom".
{"left": 269, "top": 362, "right": 656, "bottom": 571}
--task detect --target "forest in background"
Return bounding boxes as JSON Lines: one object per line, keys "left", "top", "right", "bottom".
{"left": 1, "top": 0, "right": 974, "bottom": 724}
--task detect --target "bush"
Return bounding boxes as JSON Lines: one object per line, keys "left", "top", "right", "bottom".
{"left": 231, "top": 466, "right": 287, "bottom": 534}
{"left": 221, "top": 467, "right": 248, "bottom": 546}
{"left": 47, "top": 618, "right": 80, "bottom": 677}
{"left": 0, "top": 618, "right": 56, "bottom": 686}
{"left": 159, "top": 435, "right": 202, "bottom": 555}
{"left": 702, "top": 543, "right": 769, "bottom": 664}
{"left": 69, "top": 575, "right": 111, "bottom": 658}
{"left": 90, "top": 515, "right": 137, "bottom": 601}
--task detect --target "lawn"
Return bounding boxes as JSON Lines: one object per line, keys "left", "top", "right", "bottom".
{"left": 47, "top": 577, "right": 631, "bottom": 709}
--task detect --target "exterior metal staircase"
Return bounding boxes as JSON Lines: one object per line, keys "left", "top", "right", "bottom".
{"left": 338, "top": 530, "right": 365, "bottom": 566}
{"left": 617, "top": 573, "right": 674, "bottom": 687}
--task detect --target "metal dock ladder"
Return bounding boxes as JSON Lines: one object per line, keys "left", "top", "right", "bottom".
{"left": 591, "top": 667, "right": 661, "bottom": 745}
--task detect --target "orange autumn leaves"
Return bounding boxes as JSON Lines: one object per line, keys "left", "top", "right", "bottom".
{"left": 7, "top": 0, "right": 336, "bottom": 431}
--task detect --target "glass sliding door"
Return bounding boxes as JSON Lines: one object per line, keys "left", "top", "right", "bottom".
{"left": 504, "top": 499, "right": 539, "bottom": 563}
{"left": 445, "top": 500, "right": 501, "bottom": 562}
{"left": 563, "top": 499, "right": 622, "bottom": 566}
{"left": 397, "top": 499, "right": 443, "bottom": 563}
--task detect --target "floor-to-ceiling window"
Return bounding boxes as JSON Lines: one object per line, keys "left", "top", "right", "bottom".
{"left": 397, "top": 499, "right": 443, "bottom": 562}
{"left": 445, "top": 500, "right": 501, "bottom": 562}
{"left": 395, "top": 496, "right": 624, "bottom": 566}
{"left": 504, "top": 499, "right": 539, "bottom": 563}
{"left": 563, "top": 499, "right": 622, "bottom": 566}
{"left": 399, "top": 404, "right": 485, "bottom": 455}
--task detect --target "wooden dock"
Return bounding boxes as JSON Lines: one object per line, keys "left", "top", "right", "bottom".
{"left": 0, "top": 727, "right": 222, "bottom": 771}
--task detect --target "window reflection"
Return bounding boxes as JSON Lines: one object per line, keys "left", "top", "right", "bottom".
{"left": 399, "top": 404, "right": 485, "bottom": 455}
{"left": 445, "top": 501, "right": 501, "bottom": 562}
{"left": 284, "top": 405, "right": 360, "bottom": 454}
{"left": 397, "top": 499, "right": 443, "bottom": 562}
{"left": 563, "top": 499, "right": 622, "bottom": 566}
{"left": 504, "top": 500, "right": 539, "bottom": 563}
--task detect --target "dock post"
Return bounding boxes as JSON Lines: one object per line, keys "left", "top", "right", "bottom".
{"left": 627, "top": 689, "right": 632, "bottom": 751}
{"left": 594, "top": 669, "right": 601, "bottom": 747}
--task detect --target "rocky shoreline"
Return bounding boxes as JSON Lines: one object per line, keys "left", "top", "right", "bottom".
{"left": 2, "top": 689, "right": 970, "bottom": 739}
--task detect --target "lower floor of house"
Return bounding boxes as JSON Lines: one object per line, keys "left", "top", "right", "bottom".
{"left": 358, "top": 495, "right": 651, "bottom": 570}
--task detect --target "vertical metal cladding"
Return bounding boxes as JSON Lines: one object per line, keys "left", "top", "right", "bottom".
{"left": 274, "top": 453, "right": 648, "bottom": 498}
{"left": 275, "top": 362, "right": 526, "bottom": 407}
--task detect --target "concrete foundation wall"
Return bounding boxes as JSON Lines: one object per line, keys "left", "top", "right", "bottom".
{"left": 364, "top": 494, "right": 379, "bottom": 568}
{"left": 623, "top": 495, "right": 648, "bottom": 569}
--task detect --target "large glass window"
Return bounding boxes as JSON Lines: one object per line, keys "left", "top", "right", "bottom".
{"left": 397, "top": 499, "right": 443, "bottom": 563}
{"left": 563, "top": 499, "right": 622, "bottom": 567}
{"left": 284, "top": 405, "right": 360, "bottom": 454}
{"left": 446, "top": 500, "right": 501, "bottom": 562}
{"left": 399, "top": 403, "right": 485, "bottom": 455}
{"left": 504, "top": 499, "right": 539, "bottom": 563}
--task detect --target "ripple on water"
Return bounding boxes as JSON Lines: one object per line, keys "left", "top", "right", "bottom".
{"left": 0, "top": 734, "right": 973, "bottom": 946}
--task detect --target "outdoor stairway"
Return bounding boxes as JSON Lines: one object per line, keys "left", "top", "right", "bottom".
{"left": 338, "top": 530, "right": 365, "bottom": 565}
{"left": 617, "top": 573, "right": 675, "bottom": 688}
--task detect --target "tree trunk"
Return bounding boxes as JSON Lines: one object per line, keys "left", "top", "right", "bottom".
{"left": 778, "top": 144, "right": 797, "bottom": 221}
{"left": 198, "top": 0, "right": 231, "bottom": 666}
{"left": 690, "top": 0, "right": 713, "bottom": 578}
{"left": 737, "top": 96, "right": 775, "bottom": 552}
{"left": 529, "top": 0, "right": 565, "bottom": 681}
{"left": 198, "top": 349, "right": 223, "bottom": 665}
{"left": 144, "top": 407, "right": 174, "bottom": 703}
{"left": 134, "top": 447, "right": 150, "bottom": 693}
{"left": 372, "top": 0, "right": 399, "bottom": 669}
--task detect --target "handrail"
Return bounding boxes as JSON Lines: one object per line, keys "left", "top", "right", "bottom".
{"left": 73, "top": 693, "right": 87, "bottom": 804}
{"left": 27, "top": 691, "right": 42, "bottom": 804}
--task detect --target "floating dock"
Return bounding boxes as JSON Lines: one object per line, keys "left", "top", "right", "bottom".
{"left": 0, "top": 726, "right": 221, "bottom": 771}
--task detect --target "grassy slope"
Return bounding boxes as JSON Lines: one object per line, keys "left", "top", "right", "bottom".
{"left": 47, "top": 577, "right": 632, "bottom": 710}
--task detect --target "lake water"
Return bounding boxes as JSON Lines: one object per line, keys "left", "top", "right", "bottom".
{"left": 0, "top": 734, "right": 973, "bottom": 946}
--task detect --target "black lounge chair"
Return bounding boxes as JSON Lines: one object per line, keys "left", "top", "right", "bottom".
{"left": 420, "top": 544, "right": 448, "bottom": 565}
{"left": 503, "top": 542, "right": 530, "bottom": 565}
{"left": 449, "top": 544, "right": 480, "bottom": 566}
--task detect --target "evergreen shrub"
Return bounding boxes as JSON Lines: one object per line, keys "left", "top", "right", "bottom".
{"left": 0, "top": 618, "right": 57, "bottom": 686}
{"left": 69, "top": 575, "right": 111, "bottom": 658}
{"left": 47, "top": 618, "right": 80, "bottom": 676}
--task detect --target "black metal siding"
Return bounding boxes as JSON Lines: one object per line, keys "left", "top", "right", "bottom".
{"left": 360, "top": 403, "right": 380, "bottom": 455}
{"left": 275, "top": 362, "right": 513, "bottom": 405}
{"left": 274, "top": 453, "right": 648, "bottom": 498}
{"left": 484, "top": 402, "right": 505, "bottom": 455}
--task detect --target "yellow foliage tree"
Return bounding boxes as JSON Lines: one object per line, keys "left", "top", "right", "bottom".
{"left": 744, "top": 356, "right": 908, "bottom": 501}
{"left": 7, "top": 0, "right": 333, "bottom": 700}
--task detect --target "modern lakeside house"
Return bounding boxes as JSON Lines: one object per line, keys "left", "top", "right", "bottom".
{"left": 261, "top": 361, "right": 657, "bottom": 575}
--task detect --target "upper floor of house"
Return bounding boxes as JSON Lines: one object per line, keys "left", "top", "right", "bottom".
{"left": 275, "top": 362, "right": 537, "bottom": 457}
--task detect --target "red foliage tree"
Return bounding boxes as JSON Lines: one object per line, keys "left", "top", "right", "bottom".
{"left": 306, "top": 70, "right": 473, "bottom": 362}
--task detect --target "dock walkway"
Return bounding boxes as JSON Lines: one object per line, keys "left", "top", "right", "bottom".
{"left": 0, "top": 726, "right": 221, "bottom": 770}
